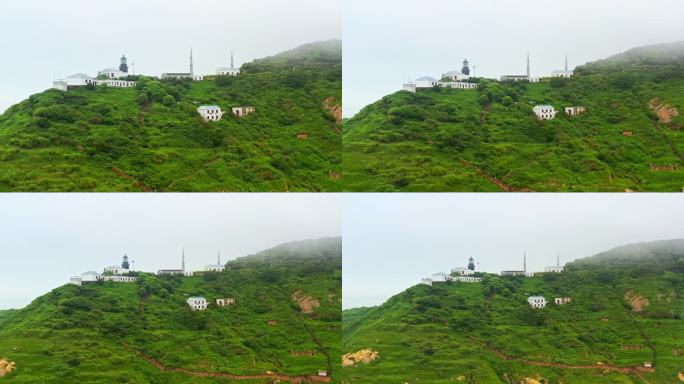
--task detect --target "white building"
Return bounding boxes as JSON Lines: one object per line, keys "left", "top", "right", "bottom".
{"left": 421, "top": 277, "right": 433, "bottom": 286}
{"left": 216, "top": 298, "right": 236, "bottom": 307}
{"left": 217, "top": 52, "right": 241, "bottom": 76}
{"left": 455, "top": 276, "right": 482, "bottom": 283}
{"left": 53, "top": 73, "right": 136, "bottom": 91}
{"left": 544, "top": 265, "right": 564, "bottom": 273}
{"left": 97, "top": 55, "right": 130, "bottom": 79}
{"left": 442, "top": 70, "right": 470, "bottom": 81}
{"left": 402, "top": 77, "right": 478, "bottom": 93}
{"left": 551, "top": 70, "right": 573, "bottom": 78}
{"left": 104, "top": 265, "right": 129, "bottom": 275}
{"left": 564, "top": 106, "right": 586, "bottom": 116}
{"left": 533, "top": 105, "right": 557, "bottom": 120}
{"left": 98, "top": 275, "right": 137, "bottom": 283}
{"left": 527, "top": 296, "right": 547, "bottom": 308}
{"left": 186, "top": 296, "right": 208, "bottom": 311}
{"left": 232, "top": 106, "right": 256, "bottom": 118}
{"left": 451, "top": 267, "right": 475, "bottom": 276}
{"left": 98, "top": 68, "right": 127, "bottom": 80}
{"left": 554, "top": 297, "right": 572, "bottom": 305}
{"left": 70, "top": 271, "right": 136, "bottom": 285}
{"left": 70, "top": 271, "right": 100, "bottom": 285}
{"left": 205, "top": 250, "right": 225, "bottom": 272}
{"left": 501, "top": 270, "right": 526, "bottom": 276}
{"left": 551, "top": 56, "right": 573, "bottom": 78}
{"left": 197, "top": 106, "right": 225, "bottom": 122}
{"left": 430, "top": 272, "right": 453, "bottom": 282}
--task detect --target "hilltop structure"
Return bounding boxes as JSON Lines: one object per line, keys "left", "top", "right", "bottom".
{"left": 98, "top": 55, "right": 129, "bottom": 79}
{"left": 53, "top": 56, "right": 137, "bottom": 91}
{"left": 205, "top": 250, "right": 226, "bottom": 272}
{"left": 158, "top": 248, "right": 194, "bottom": 276}
{"left": 544, "top": 254, "right": 565, "bottom": 273}
{"left": 162, "top": 49, "right": 204, "bottom": 80}
{"left": 216, "top": 51, "right": 241, "bottom": 76}
{"left": 70, "top": 254, "right": 137, "bottom": 286}
{"left": 501, "top": 252, "right": 530, "bottom": 276}
{"left": 551, "top": 55, "right": 574, "bottom": 77}
{"left": 501, "top": 53, "right": 539, "bottom": 82}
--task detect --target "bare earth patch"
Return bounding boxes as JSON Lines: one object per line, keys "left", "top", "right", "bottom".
{"left": 678, "top": 371, "right": 684, "bottom": 381}
{"left": 322, "top": 97, "right": 342, "bottom": 125}
{"left": 648, "top": 97, "right": 680, "bottom": 123}
{"left": 0, "top": 359, "right": 16, "bottom": 377}
{"left": 342, "top": 349, "right": 379, "bottom": 367}
{"left": 291, "top": 290, "right": 320, "bottom": 314}
{"left": 624, "top": 290, "right": 650, "bottom": 312}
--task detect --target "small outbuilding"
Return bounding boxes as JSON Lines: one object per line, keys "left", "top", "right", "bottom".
{"left": 186, "top": 296, "right": 208, "bottom": 311}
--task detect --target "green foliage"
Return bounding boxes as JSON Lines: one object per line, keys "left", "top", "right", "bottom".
{"left": 342, "top": 239, "right": 684, "bottom": 383}
{"left": 343, "top": 43, "right": 684, "bottom": 191}
{"left": 0, "top": 238, "right": 341, "bottom": 383}
{"left": 0, "top": 40, "right": 341, "bottom": 192}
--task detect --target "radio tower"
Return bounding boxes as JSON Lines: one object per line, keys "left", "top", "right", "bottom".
{"left": 526, "top": 52, "right": 530, "bottom": 78}
{"left": 190, "top": 49, "right": 194, "bottom": 76}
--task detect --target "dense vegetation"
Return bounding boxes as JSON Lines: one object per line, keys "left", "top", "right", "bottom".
{"left": 0, "top": 237, "right": 341, "bottom": 383}
{"left": 0, "top": 40, "right": 341, "bottom": 191}
{"left": 342, "top": 239, "right": 684, "bottom": 383}
{"left": 343, "top": 42, "right": 684, "bottom": 191}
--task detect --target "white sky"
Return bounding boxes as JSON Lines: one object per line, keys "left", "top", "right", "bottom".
{"left": 343, "top": 194, "right": 684, "bottom": 309}
{"left": 0, "top": 194, "right": 341, "bottom": 310}
{"left": 0, "top": 0, "right": 341, "bottom": 114}
{"left": 343, "top": 0, "right": 684, "bottom": 117}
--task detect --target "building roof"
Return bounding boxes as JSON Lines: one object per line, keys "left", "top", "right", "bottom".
{"left": 528, "top": 296, "right": 545, "bottom": 300}
{"left": 217, "top": 67, "right": 240, "bottom": 71}
{"left": 443, "top": 70, "right": 462, "bottom": 75}
{"left": 534, "top": 105, "right": 554, "bottom": 109}
{"left": 81, "top": 271, "right": 100, "bottom": 276}
{"left": 198, "top": 105, "right": 221, "bottom": 110}
{"left": 416, "top": 76, "right": 439, "bottom": 82}
{"left": 187, "top": 296, "right": 206, "bottom": 301}
{"left": 68, "top": 73, "right": 92, "bottom": 79}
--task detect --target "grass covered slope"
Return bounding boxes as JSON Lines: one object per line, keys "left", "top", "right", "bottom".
{"left": 341, "top": 239, "right": 684, "bottom": 383}
{"left": 0, "top": 237, "right": 341, "bottom": 383}
{"left": 343, "top": 42, "right": 684, "bottom": 191}
{"left": 0, "top": 40, "right": 341, "bottom": 192}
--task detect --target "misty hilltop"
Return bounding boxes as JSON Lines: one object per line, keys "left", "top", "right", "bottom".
{"left": 0, "top": 40, "right": 342, "bottom": 192}
{"left": 342, "top": 42, "right": 684, "bottom": 192}
{"left": 342, "top": 239, "right": 684, "bottom": 383}
{"left": 0, "top": 237, "right": 342, "bottom": 383}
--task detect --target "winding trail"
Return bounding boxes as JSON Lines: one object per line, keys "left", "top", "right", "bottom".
{"left": 124, "top": 344, "right": 330, "bottom": 383}
{"left": 473, "top": 338, "right": 655, "bottom": 376}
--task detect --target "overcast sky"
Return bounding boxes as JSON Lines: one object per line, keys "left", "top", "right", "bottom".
{"left": 0, "top": 194, "right": 341, "bottom": 310}
{"left": 343, "top": 0, "right": 684, "bottom": 117}
{"left": 343, "top": 194, "right": 684, "bottom": 309}
{"left": 0, "top": 0, "right": 340, "bottom": 114}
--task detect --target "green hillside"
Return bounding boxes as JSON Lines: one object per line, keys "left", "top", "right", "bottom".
{"left": 0, "top": 40, "right": 341, "bottom": 192}
{"left": 343, "top": 42, "right": 684, "bottom": 191}
{"left": 0, "top": 237, "right": 341, "bottom": 383}
{"left": 341, "top": 239, "right": 684, "bottom": 383}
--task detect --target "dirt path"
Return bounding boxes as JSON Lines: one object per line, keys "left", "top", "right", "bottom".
{"left": 474, "top": 339, "right": 655, "bottom": 375}
{"left": 459, "top": 160, "right": 534, "bottom": 192}
{"left": 297, "top": 313, "right": 333, "bottom": 377}
{"left": 125, "top": 344, "right": 330, "bottom": 383}
{"left": 111, "top": 166, "right": 154, "bottom": 192}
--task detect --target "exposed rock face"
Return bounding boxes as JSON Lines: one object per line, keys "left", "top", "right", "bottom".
{"left": 624, "top": 290, "right": 650, "bottom": 312}
{"left": 342, "top": 349, "right": 379, "bottom": 367}
{"left": 322, "top": 97, "right": 342, "bottom": 125}
{"left": 0, "top": 359, "right": 16, "bottom": 377}
{"left": 678, "top": 371, "right": 684, "bottom": 381}
{"left": 291, "top": 291, "right": 320, "bottom": 314}
{"left": 648, "top": 97, "right": 680, "bottom": 123}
